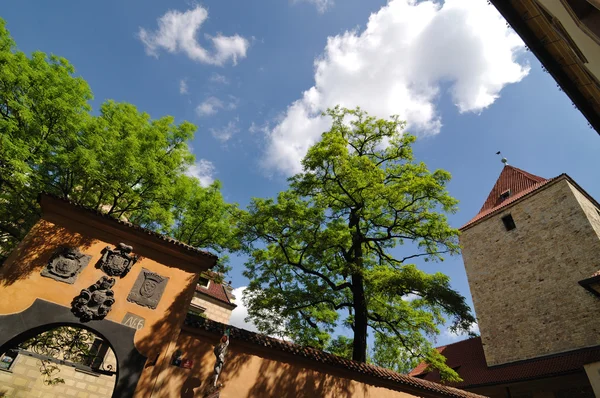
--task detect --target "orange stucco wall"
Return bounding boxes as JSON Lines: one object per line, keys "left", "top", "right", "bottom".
{"left": 149, "top": 329, "right": 421, "bottom": 398}
{"left": 0, "top": 206, "right": 216, "bottom": 396}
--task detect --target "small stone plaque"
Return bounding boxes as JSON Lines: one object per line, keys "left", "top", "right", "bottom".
{"left": 127, "top": 268, "right": 169, "bottom": 310}
{"left": 121, "top": 312, "right": 145, "bottom": 330}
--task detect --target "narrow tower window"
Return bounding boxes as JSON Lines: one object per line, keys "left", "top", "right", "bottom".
{"left": 501, "top": 214, "right": 516, "bottom": 231}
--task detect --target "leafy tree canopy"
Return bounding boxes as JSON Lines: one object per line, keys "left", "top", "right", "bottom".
{"left": 240, "top": 106, "right": 475, "bottom": 381}
{"left": 0, "top": 19, "right": 238, "bottom": 269}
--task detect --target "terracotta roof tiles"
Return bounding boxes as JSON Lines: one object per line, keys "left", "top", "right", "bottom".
{"left": 39, "top": 193, "right": 217, "bottom": 260}
{"left": 460, "top": 167, "right": 556, "bottom": 230}
{"left": 195, "top": 280, "right": 236, "bottom": 307}
{"left": 409, "top": 337, "right": 600, "bottom": 388}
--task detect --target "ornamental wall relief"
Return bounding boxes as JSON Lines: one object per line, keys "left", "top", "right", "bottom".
{"left": 71, "top": 276, "right": 116, "bottom": 322}
{"left": 127, "top": 268, "right": 169, "bottom": 310}
{"left": 41, "top": 247, "right": 91, "bottom": 284}
{"left": 99, "top": 243, "right": 138, "bottom": 277}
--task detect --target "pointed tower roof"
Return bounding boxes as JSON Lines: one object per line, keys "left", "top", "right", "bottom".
{"left": 461, "top": 166, "right": 553, "bottom": 230}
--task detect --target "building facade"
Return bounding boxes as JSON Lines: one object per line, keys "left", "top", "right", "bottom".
{"left": 188, "top": 273, "right": 237, "bottom": 324}
{"left": 490, "top": 0, "right": 600, "bottom": 134}
{"left": 0, "top": 194, "right": 480, "bottom": 398}
{"left": 411, "top": 165, "right": 600, "bottom": 397}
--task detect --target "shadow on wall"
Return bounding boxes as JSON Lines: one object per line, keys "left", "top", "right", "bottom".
{"left": 244, "top": 357, "right": 355, "bottom": 398}
{"left": 119, "top": 277, "right": 201, "bottom": 397}
{"left": 175, "top": 331, "right": 355, "bottom": 398}
{"left": 0, "top": 220, "right": 94, "bottom": 286}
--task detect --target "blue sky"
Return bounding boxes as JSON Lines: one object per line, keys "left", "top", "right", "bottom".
{"left": 4, "top": 0, "right": 600, "bottom": 346}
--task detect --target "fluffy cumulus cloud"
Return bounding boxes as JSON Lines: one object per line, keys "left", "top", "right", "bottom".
{"left": 138, "top": 6, "right": 249, "bottom": 66}
{"left": 229, "top": 287, "right": 259, "bottom": 332}
{"left": 185, "top": 159, "right": 215, "bottom": 187}
{"left": 295, "top": 0, "right": 334, "bottom": 13}
{"left": 263, "top": 0, "right": 530, "bottom": 175}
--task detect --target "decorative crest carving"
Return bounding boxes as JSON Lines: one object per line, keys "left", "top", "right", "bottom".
{"left": 41, "top": 247, "right": 91, "bottom": 284}
{"left": 99, "top": 243, "right": 138, "bottom": 277}
{"left": 71, "top": 276, "right": 116, "bottom": 322}
{"left": 127, "top": 268, "right": 169, "bottom": 309}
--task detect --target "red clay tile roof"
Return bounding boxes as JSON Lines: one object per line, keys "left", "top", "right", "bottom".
{"left": 183, "top": 315, "right": 486, "bottom": 398}
{"left": 195, "top": 280, "right": 237, "bottom": 307}
{"left": 39, "top": 193, "right": 217, "bottom": 260}
{"left": 460, "top": 167, "right": 557, "bottom": 230}
{"left": 409, "top": 337, "right": 600, "bottom": 388}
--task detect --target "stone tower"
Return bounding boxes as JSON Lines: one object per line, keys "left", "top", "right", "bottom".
{"left": 460, "top": 165, "right": 600, "bottom": 366}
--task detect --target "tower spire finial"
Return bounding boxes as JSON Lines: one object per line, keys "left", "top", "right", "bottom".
{"left": 496, "top": 151, "right": 508, "bottom": 166}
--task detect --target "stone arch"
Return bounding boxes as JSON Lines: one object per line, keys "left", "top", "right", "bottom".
{"left": 0, "top": 299, "right": 146, "bottom": 397}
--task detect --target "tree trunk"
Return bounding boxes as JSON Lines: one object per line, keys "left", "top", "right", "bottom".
{"left": 349, "top": 208, "right": 368, "bottom": 362}
{"left": 351, "top": 271, "right": 368, "bottom": 362}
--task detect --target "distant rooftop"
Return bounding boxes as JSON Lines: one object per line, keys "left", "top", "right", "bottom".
{"left": 410, "top": 337, "right": 600, "bottom": 389}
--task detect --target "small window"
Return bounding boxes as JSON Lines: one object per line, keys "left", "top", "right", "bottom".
{"left": 565, "top": 0, "right": 600, "bottom": 45}
{"left": 198, "top": 276, "right": 210, "bottom": 288}
{"left": 188, "top": 305, "right": 207, "bottom": 317}
{"left": 499, "top": 189, "right": 511, "bottom": 202}
{"left": 0, "top": 349, "right": 19, "bottom": 371}
{"left": 501, "top": 214, "right": 516, "bottom": 231}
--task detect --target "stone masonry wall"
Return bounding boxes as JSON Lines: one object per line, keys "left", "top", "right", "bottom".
{"left": 461, "top": 178, "right": 600, "bottom": 366}
{"left": 0, "top": 354, "right": 115, "bottom": 398}
{"left": 190, "top": 294, "right": 233, "bottom": 324}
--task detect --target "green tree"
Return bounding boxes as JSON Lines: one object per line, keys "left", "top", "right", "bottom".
{"left": 240, "top": 107, "right": 475, "bottom": 380}
{"left": 0, "top": 19, "right": 238, "bottom": 269}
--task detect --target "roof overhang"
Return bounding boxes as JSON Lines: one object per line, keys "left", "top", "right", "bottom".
{"left": 489, "top": 0, "right": 600, "bottom": 135}
{"left": 39, "top": 193, "right": 218, "bottom": 272}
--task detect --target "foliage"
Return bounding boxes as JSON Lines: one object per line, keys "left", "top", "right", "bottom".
{"left": 240, "top": 106, "right": 475, "bottom": 380}
{"left": 326, "top": 335, "right": 354, "bottom": 360}
{"left": 0, "top": 19, "right": 238, "bottom": 268}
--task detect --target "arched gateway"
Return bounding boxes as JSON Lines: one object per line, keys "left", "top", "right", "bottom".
{"left": 0, "top": 194, "right": 216, "bottom": 397}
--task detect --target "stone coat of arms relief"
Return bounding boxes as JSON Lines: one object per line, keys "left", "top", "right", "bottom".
{"left": 41, "top": 247, "right": 92, "bottom": 284}
{"left": 127, "top": 268, "right": 169, "bottom": 309}
{"left": 99, "top": 243, "right": 138, "bottom": 278}
{"left": 71, "top": 276, "right": 116, "bottom": 322}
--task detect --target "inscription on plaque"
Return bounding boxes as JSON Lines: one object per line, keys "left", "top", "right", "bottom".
{"left": 121, "top": 312, "right": 145, "bottom": 330}
{"left": 127, "top": 268, "right": 169, "bottom": 309}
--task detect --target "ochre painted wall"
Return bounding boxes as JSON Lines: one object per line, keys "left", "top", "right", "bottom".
{"left": 0, "top": 208, "right": 214, "bottom": 397}
{"left": 148, "top": 330, "right": 422, "bottom": 398}
{"left": 461, "top": 179, "right": 600, "bottom": 366}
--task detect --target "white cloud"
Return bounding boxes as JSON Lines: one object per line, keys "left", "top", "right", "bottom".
{"left": 185, "top": 159, "right": 215, "bottom": 187}
{"left": 295, "top": 0, "right": 334, "bottom": 13}
{"left": 402, "top": 293, "right": 419, "bottom": 301}
{"left": 196, "top": 97, "right": 223, "bottom": 117}
{"left": 210, "top": 73, "right": 229, "bottom": 84}
{"left": 444, "top": 322, "right": 479, "bottom": 342}
{"left": 249, "top": 121, "right": 270, "bottom": 135}
{"left": 138, "top": 6, "right": 249, "bottom": 66}
{"left": 179, "top": 79, "right": 188, "bottom": 94}
{"left": 229, "top": 286, "right": 259, "bottom": 332}
{"left": 211, "top": 117, "right": 240, "bottom": 142}
{"left": 196, "top": 96, "right": 238, "bottom": 117}
{"left": 263, "top": 0, "right": 529, "bottom": 175}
